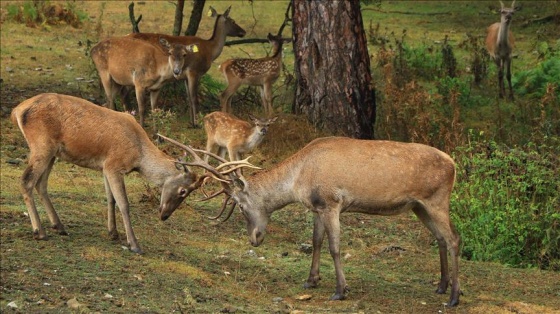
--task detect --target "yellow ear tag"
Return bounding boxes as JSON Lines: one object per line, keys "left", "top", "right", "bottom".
{"left": 207, "top": 9, "right": 212, "bottom": 17}
{"left": 192, "top": 45, "right": 199, "bottom": 53}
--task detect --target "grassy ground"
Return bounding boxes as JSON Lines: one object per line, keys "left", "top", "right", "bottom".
{"left": 1, "top": 1, "right": 560, "bottom": 313}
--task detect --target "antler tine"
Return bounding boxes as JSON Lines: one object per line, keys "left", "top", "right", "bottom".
{"left": 208, "top": 195, "right": 237, "bottom": 222}
{"left": 197, "top": 187, "right": 227, "bottom": 202}
{"left": 191, "top": 147, "right": 229, "bottom": 164}
{"left": 157, "top": 134, "right": 229, "bottom": 182}
{"left": 215, "top": 156, "right": 261, "bottom": 171}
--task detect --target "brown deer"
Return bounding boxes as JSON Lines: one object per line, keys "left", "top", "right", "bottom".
{"left": 486, "top": 0, "right": 517, "bottom": 100}
{"left": 10, "top": 93, "right": 206, "bottom": 254}
{"left": 219, "top": 33, "right": 290, "bottom": 114}
{"left": 203, "top": 111, "right": 278, "bottom": 162}
{"left": 169, "top": 137, "right": 461, "bottom": 306}
{"left": 128, "top": 6, "right": 246, "bottom": 126}
{"left": 90, "top": 37, "right": 196, "bottom": 126}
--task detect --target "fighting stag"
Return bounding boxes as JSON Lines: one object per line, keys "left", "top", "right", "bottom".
{"left": 11, "top": 94, "right": 205, "bottom": 254}
{"left": 486, "top": 0, "right": 517, "bottom": 100}
{"left": 185, "top": 137, "right": 462, "bottom": 306}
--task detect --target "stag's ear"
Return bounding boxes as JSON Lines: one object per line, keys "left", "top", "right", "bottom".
{"left": 269, "top": 116, "right": 278, "bottom": 124}
{"left": 174, "top": 158, "right": 190, "bottom": 173}
{"left": 159, "top": 38, "right": 171, "bottom": 51}
{"left": 223, "top": 6, "right": 231, "bottom": 17}
{"left": 208, "top": 6, "right": 218, "bottom": 17}
{"left": 248, "top": 114, "right": 259, "bottom": 123}
{"left": 233, "top": 177, "right": 247, "bottom": 191}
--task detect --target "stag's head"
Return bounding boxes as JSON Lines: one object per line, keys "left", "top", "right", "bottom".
{"left": 159, "top": 38, "right": 198, "bottom": 78}
{"left": 499, "top": 1, "right": 517, "bottom": 24}
{"left": 231, "top": 177, "right": 269, "bottom": 247}
{"left": 159, "top": 169, "right": 200, "bottom": 221}
{"left": 209, "top": 6, "right": 246, "bottom": 38}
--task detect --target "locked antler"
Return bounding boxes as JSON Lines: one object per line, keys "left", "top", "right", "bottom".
{"left": 157, "top": 134, "right": 259, "bottom": 222}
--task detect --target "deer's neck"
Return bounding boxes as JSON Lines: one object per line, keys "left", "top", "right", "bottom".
{"left": 245, "top": 128, "right": 265, "bottom": 151}
{"left": 138, "top": 147, "right": 178, "bottom": 187}
{"left": 497, "top": 20, "right": 511, "bottom": 51}
{"left": 207, "top": 18, "right": 228, "bottom": 61}
{"left": 249, "top": 159, "right": 301, "bottom": 215}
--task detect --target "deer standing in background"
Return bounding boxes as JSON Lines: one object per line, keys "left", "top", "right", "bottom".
{"left": 219, "top": 33, "right": 290, "bottom": 114}
{"left": 203, "top": 111, "right": 278, "bottom": 162}
{"left": 170, "top": 137, "right": 461, "bottom": 306}
{"left": 129, "top": 6, "right": 246, "bottom": 126}
{"left": 486, "top": 0, "right": 517, "bottom": 100}
{"left": 91, "top": 37, "right": 196, "bottom": 126}
{"left": 10, "top": 93, "right": 205, "bottom": 254}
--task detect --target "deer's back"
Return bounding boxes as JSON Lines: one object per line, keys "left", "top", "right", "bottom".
{"left": 288, "top": 137, "right": 455, "bottom": 204}
{"left": 12, "top": 93, "right": 148, "bottom": 171}
{"left": 128, "top": 33, "right": 210, "bottom": 73}
{"left": 204, "top": 112, "right": 252, "bottom": 146}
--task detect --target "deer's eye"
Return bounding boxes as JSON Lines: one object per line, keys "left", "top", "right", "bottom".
{"left": 179, "top": 188, "right": 187, "bottom": 197}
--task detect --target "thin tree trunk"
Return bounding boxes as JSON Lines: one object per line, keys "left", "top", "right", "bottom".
{"left": 184, "top": 0, "right": 206, "bottom": 36}
{"left": 292, "top": 0, "right": 375, "bottom": 139}
{"left": 173, "top": 0, "right": 185, "bottom": 36}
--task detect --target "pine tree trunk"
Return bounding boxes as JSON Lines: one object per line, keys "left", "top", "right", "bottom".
{"left": 292, "top": 0, "right": 376, "bottom": 139}
{"left": 172, "top": 0, "right": 185, "bottom": 36}
{"left": 184, "top": 0, "right": 206, "bottom": 36}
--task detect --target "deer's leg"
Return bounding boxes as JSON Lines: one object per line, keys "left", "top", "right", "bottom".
{"left": 135, "top": 85, "right": 147, "bottom": 127}
{"left": 35, "top": 157, "right": 66, "bottom": 235}
{"left": 261, "top": 82, "right": 273, "bottom": 115}
{"left": 99, "top": 75, "right": 119, "bottom": 110}
{"left": 186, "top": 71, "right": 200, "bottom": 126}
{"left": 220, "top": 81, "right": 241, "bottom": 113}
{"left": 318, "top": 203, "right": 347, "bottom": 300}
{"left": 505, "top": 57, "right": 514, "bottom": 101}
{"left": 119, "top": 86, "right": 133, "bottom": 112}
{"left": 20, "top": 155, "right": 56, "bottom": 240}
{"left": 498, "top": 59, "right": 505, "bottom": 99}
{"left": 104, "top": 175, "right": 119, "bottom": 240}
{"left": 304, "top": 213, "right": 325, "bottom": 289}
{"left": 149, "top": 89, "right": 162, "bottom": 111}
{"left": 412, "top": 202, "right": 461, "bottom": 307}
{"left": 104, "top": 171, "right": 142, "bottom": 254}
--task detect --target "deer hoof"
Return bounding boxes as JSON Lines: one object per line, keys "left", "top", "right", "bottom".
{"left": 329, "top": 293, "right": 346, "bottom": 301}
{"left": 33, "top": 230, "right": 48, "bottom": 240}
{"left": 108, "top": 230, "right": 119, "bottom": 241}
{"left": 52, "top": 225, "right": 68, "bottom": 235}
{"left": 130, "top": 246, "right": 143, "bottom": 255}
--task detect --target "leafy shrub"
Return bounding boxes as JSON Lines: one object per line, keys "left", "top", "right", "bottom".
{"left": 436, "top": 76, "right": 471, "bottom": 108}
{"left": 451, "top": 134, "right": 560, "bottom": 270}
{"left": 513, "top": 57, "right": 560, "bottom": 99}
{"left": 5, "top": 1, "right": 87, "bottom": 28}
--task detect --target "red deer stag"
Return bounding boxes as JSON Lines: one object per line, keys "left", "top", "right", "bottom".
{"left": 203, "top": 111, "right": 278, "bottom": 162}
{"left": 486, "top": 0, "right": 517, "bottom": 100}
{"left": 90, "top": 37, "right": 197, "bottom": 126}
{"left": 219, "top": 33, "right": 290, "bottom": 114}
{"left": 169, "top": 137, "right": 462, "bottom": 306}
{"left": 129, "top": 6, "right": 246, "bottom": 126}
{"left": 10, "top": 93, "right": 206, "bottom": 254}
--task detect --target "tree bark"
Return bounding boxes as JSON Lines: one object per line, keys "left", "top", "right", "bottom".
{"left": 184, "top": 0, "right": 206, "bottom": 36}
{"left": 172, "top": 0, "right": 185, "bottom": 36}
{"left": 292, "top": 0, "right": 375, "bottom": 139}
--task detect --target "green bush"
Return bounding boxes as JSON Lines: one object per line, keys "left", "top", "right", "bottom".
{"left": 451, "top": 134, "right": 560, "bottom": 270}
{"left": 513, "top": 40, "right": 560, "bottom": 99}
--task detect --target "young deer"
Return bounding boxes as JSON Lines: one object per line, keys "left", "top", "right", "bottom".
{"left": 128, "top": 6, "right": 246, "bottom": 126}
{"left": 91, "top": 37, "right": 196, "bottom": 126}
{"left": 203, "top": 111, "right": 278, "bottom": 162}
{"left": 486, "top": 0, "right": 517, "bottom": 100}
{"left": 219, "top": 33, "right": 290, "bottom": 114}
{"left": 173, "top": 137, "right": 461, "bottom": 306}
{"left": 10, "top": 93, "right": 204, "bottom": 254}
